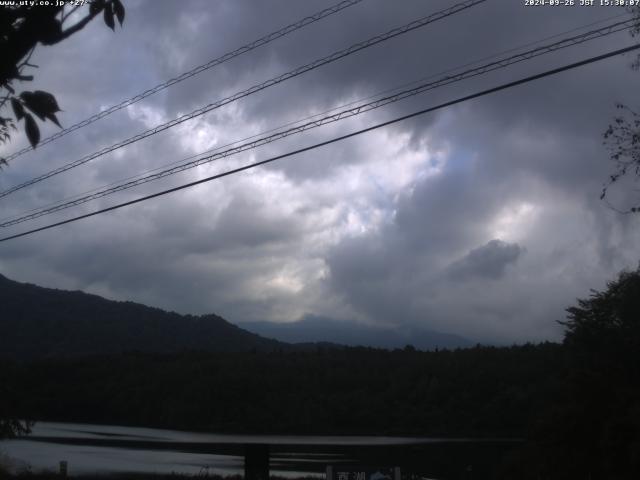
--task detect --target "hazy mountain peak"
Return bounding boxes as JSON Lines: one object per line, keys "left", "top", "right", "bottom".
{"left": 242, "top": 314, "right": 471, "bottom": 351}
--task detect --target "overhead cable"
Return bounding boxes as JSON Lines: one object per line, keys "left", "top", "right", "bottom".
{"left": 1, "top": 43, "right": 638, "bottom": 243}
{"left": 0, "top": 17, "right": 633, "bottom": 228}
{"left": 1, "top": 0, "right": 366, "bottom": 163}
{"left": 0, "top": 0, "right": 486, "bottom": 199}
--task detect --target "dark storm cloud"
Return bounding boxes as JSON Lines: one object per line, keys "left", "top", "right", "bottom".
{"left": 447, "top": 239, "right": 524, "bottom": 280}
{"left": 1, "top": 0, "right": 639, "bottom": 343}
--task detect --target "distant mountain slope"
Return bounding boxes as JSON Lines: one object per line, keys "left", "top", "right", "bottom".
{"left": 242, "top": 315, "right": 472, "bottom": 351}
{"left": 0, "top": 274, "right": 282, "bottom": 359}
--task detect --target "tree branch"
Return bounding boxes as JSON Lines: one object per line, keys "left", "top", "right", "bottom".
{"left": 57, "top": 7, "right": 103, "bottom": 42}
{"left": 61, "top": 4, "right": 82, "bottom": 24}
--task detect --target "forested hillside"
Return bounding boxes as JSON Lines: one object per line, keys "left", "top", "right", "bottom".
{"left": 0, "top": 274, "right": 282, "bottom": 358}
{"left": 2, "top": 344, "right": 562, "bottom": 438}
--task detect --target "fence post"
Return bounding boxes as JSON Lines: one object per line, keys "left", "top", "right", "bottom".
{"left": 244, "top": 444, "right": 269, "bottom": 480}
{"left": 394, "top": 466, "right": 401, "bottom": 480}
{"left": 326, "top": 465, "right": 333, "bottom": 480}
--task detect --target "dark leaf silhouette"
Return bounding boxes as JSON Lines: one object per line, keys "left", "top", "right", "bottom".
{"left": 90, "top": 0, "right": 105, "bottom": 15}
{"left": 24, "top": 113, "right": 40, "bottom": 148}
{"left": 113, "top": 0, "right": 125, "bottom": 26}
{"left": 20, "top": 90, "right": 61, "bottom": 122}
{"left": 104, "top": 2, "right": 115, "bottom": 31}
{"left": 10, "top": 98, "right": 25, "bottom": 120}
{"left": 0, "top": 2, "right": 126, "bottom": 157}
{"left": 38, "top": 17, "right": 63, "bottom": 45}
{"left": 47, "top": 112, "right": 62, "bottom": 128}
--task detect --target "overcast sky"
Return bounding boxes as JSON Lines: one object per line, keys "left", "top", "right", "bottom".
{"left": 1, "top": 0, "right": 639, "bottom": 344}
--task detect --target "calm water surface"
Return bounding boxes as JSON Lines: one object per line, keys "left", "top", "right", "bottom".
{"left": 0, "top": 422, "right": 451, "bottom": 477}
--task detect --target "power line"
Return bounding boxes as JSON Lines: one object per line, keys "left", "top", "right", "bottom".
{"left": 1, "top": 43, "right": 637, "bottom": 244}
{"left": 21, "top": 10, "right": 626, "bottom": 217}
{"left": 24, "top": 4, "right": 624, "bottom": 219}
{"left": 1, "top": 0, "right": 366, "bottom": 163}
{"left": 0, "top": 17, "right": 633, "bottom": 228}
{"left": 0, "top": 0, "right": 486, "bottom": 199}
{"left": 5, "top": 11, "right": 623, "bottom": 220}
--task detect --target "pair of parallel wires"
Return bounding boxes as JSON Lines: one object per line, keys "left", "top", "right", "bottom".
{"left": 0, "top": 0, "right": 486, "bottom": 198}
{"left": 0, "top": 0, "right": 637, "bottom": 242}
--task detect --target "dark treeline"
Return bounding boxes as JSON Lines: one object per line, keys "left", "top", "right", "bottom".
{"left": 2, "top": 344, "right": 561, "bottom": 438}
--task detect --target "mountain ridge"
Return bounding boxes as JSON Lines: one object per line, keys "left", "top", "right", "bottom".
{"left": 0, "top": 273, "right": 284, "bottom": 359}
{"left": 0, "top": 273, "right": 471, "bottom": 359}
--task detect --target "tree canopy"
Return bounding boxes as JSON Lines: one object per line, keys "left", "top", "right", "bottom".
{"left": 559, "top": 267, "right": 640, "bottom": 479}
{"left": 501, "top": 267, "right": 640, "bottom": 479}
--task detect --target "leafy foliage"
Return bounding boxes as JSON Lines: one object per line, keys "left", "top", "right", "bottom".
{"left": 601, "top": 7, "right": 640, "bottom": 213}
{"left": 602, "top": 104, "right": 640, "bottom": 213}
{"left": 0, "top": 0, "right": 125, "bottom": 164}
{"left": 630, "top": 6, "right": 640, "bottom": 70}
{"left": 0, "top": 419, "right": 32, "bottom": 439}
{"left": 557, "top": 268, "right": 640, "bottom": 479}
{"left": 563, "top": 266, "right": 640, "bottom": 348}
{"left": 500, "top": 267, "right": 640, "bottom": 479}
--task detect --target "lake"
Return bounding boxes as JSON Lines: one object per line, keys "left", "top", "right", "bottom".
{"left": 0, "top": 422, "right": 518, "bottom": 479}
